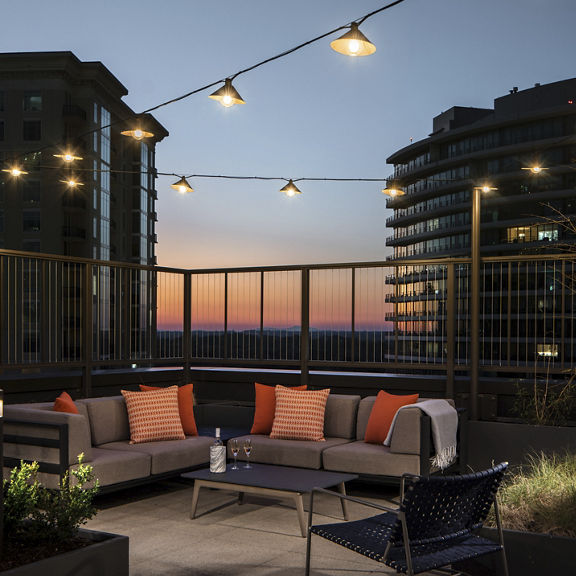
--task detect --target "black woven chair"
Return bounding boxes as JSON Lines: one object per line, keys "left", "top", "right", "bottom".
{"left": 305, "top": 462, "right": 509, "bottom": 576}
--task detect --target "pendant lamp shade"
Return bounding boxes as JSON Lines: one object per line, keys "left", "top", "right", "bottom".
{"left": 209, "top": 79, "right": 245, "bottom": 107}
{"left": 60, "top": 179, "right": 84, "bottom": 188}
{"left": 170, "top": 177, "right": 194, "bottom": 194}
{"left": 330, "top": 22, "right": 376, "bottom": 56}
{"left": 279, "top": 180, "right": 302, "bottom": 197}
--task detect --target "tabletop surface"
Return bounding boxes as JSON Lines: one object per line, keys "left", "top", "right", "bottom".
{"left": 182, "top": 463, "right": 357, "bottom": 492}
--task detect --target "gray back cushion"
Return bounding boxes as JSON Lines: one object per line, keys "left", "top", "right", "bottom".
{"left": 324, "top": 394, "right": 361, "bottom": 439}
{"left": 356, "top": 396, "right": 377, "bottom": 440}
{"left": 85, "top": 396, "right": 130, "bottom": 446}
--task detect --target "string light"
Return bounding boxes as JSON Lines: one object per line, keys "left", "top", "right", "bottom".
{"left": 59, "top": 178, "right": 84, "bottom": 188}
{"left": 209, "top": 79, "right": 245, "bottom": 108}
{"left": 121, "top": 128, "right": 154, "bottom": 140}
{"left": 279, "top": 179, "right": 302, "bottom": 197}
{"left": 170, "top": 176, "right": 194, "bottom": 194}
{"left": 2, "top": 167, "right": 28, "bottom": 177}
{"left": 330, "top": 22, "right": 376, "bottom": 56}
{"left": 382, "top": 181, "right": 405, "bottom": 197}
{"left": 53, "top": 152, "right": 83, "bottom": 162}
{"left": 522, "top": 165, "right": 548, "bottom": 174}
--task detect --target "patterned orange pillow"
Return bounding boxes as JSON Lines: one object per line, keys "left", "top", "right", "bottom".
{"left": 270, "top": 386, "right": 330, "bottom": 441}
{"left": 122, "top": 386, "right": 185, "bottom": 444}
{"left": 250, "top": 382, "right": 307, "bottom": 435}
{"left": 140, "top": 383, "right": 197, "bottom": 436}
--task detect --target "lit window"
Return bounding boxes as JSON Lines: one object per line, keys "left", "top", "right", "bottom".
{"left": 23, "top": 92, "right": 42, "bottom": 112}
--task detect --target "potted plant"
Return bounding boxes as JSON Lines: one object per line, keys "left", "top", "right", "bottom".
{"left": 1, "top": 455, "right": 128, "bottom": 575}
{"left": 480, "top": 452, "right": 576, "bottom": 576}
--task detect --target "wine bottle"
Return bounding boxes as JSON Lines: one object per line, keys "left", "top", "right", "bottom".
{"left": 209, "top": 427, "right": 226, "bottom": 473}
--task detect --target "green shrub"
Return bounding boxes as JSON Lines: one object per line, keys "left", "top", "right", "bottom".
{"left": 491, "top": 452, "right": 576, "bottom": 537}
{"left": 3, "top": 453, "right": 100, "bottom": 543}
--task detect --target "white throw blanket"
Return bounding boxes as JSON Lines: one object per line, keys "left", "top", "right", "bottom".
{"left": 383, "top": 399, "right": 458, "bottom": 470}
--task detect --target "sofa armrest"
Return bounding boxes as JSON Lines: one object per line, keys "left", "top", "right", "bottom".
{"left": 4, "top": 418, "right": 70, "bottom": 480}
{"left": 3, "top": 407, "right": 92, "bottom": 470}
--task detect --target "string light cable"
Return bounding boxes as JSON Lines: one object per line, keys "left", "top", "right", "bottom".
{"left": 1, "top": 0, "right": 409, "bottom": 168}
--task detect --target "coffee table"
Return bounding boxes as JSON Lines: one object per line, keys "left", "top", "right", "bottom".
{"left": 182, "top": 464, "right": 357, "bottom": 537}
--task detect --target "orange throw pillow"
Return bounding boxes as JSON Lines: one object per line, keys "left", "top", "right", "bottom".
{"left": 364, "top": 390, "right": 419, "bottom": 444}
{"left": 250, "top": 382, "right": 307, "bottom": 435}
{"left": 53, "top": 391, "right": 79, "bottom": 414}
{"left": 122, "top": 386, "right": 185, "bottom": 444}
{"left": 140, "top": 384, "right": 197, "bottom": 436}
{"left": 270, "top": 386, "right": 330, "bottom": 441}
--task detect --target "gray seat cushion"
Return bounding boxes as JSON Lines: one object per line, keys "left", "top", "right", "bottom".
{"left": 88, "top": 447, "right": 151, "bottom": 487}
{"left": 84, "top": 396, "right": 130, "bottom": 445}
{"left": 230, "top": 434, "right": 351, "bottom": 470}
{"left": 322, "top": 440, "right": 421, "bottom": 476}
{"left": 324, "top": 394, "right": 361, "bottom": 439}
{"left": 99, "top": 436, "right": 214, "bottom": 475}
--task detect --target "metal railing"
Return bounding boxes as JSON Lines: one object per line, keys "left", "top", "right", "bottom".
{"left": 1, "top": 249, "right": 575, "bottom": 393}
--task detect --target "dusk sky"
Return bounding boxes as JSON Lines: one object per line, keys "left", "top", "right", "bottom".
{"left": 4, "top": 0, "right": 575, "bottom": 270}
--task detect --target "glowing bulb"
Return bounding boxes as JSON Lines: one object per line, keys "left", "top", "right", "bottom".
{"left": 279, "top": 180, "right": 302, "bottom": 196}
{"left": 2, "top": 167, "right": 28, "bottom": 176}
{"left": 54, "top": 152, "right": 83, "bottom": 162}
{"left": 178, "top": 185, "right": 187, "bottom": 194}
{"left": 60, "top": 179, "right": 83, "bottom": 188}
{"left": 348, "top": 39, "right": 360, "bottom": 54}
{"left": 222, "top": 94, "right": 233, "bottom": 107}
{"left": 133, "top": 129, "right": 144, "bottom": 140}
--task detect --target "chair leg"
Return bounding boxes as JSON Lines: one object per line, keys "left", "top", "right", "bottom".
{"left": 305, "top": 531, "right": 313, "bottom": 576}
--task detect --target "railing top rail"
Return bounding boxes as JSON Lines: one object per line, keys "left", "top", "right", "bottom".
{"left": 1, "top": 248, "right": 573, "bottom": 276}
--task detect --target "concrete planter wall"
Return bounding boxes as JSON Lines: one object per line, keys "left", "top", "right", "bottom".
{"left": 481, "top": 528, "right": 574, "bottom": 576}
{"left": 2, "top": 529, "right": 129, "bottom": 576}
{"left": 467, "top": 421, "right": 576, "bottom": 470}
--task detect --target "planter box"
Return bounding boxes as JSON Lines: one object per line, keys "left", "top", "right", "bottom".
{"left": 2, "top": 528, "right": 129, "bottom": 576}
{"left": 479, "top": 528, "right": 574, "bottom": 576}
{"left": 468, "top": 421, "right": 576, "bottom": 470}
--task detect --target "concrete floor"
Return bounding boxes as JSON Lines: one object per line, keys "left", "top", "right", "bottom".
{"left": 86, "top": 478, "right": 402, "bottom": 576}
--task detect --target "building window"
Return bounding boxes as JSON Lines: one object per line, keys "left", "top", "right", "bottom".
{"left": 22, "top": 239, "right": 41, "bottom": 253}
{"left": 23, "top": 120, "right": 41, "bottom": 141}
{"left": 23, "top": 210, "right": 41, "bottom": 232}
{"left": 23, "top": 92, "right": 42, "bottom": 112}
{"left": 23, "top": 181, "right": 41, "bottom": 204}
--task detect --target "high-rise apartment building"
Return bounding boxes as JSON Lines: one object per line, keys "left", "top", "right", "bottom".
{"left": 384, "top": 78, "right": 576, "bottom": 369}
{"left": 0, "top": 51, "right": 168, "bottom": 264}
{"left": 385, "top": 78, "right": 576, "bottom": 260}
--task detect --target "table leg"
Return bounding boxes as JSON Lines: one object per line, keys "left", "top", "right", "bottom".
{"left": 291, "top": 493, "right": 307, "bottom": 538}
{"left": 190, "top": 480, "right": 203, "bottom": 519}
{"left": 337, "top": 482, "right": 349, "bottom": 520}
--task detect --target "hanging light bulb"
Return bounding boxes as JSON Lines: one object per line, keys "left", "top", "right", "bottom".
{"left": 54, "top": 152, "right": 83, "bottom": 162}
{"left": 170, "top": 176, "right": 194, "bottom": 194}
{"left": 121, "top": 127, "right": 154, "bottom": 140}
{"left": 279, "top": 180, "right": 302, "bottom": 197}
{"left": 330, "top": 22, "right": 376, "bottom": 57}
{"left": 2, "top": 166, "right": 29, "bottom": 177}
{"left": 60, "top": 178, "right": 84, "bottom": 188}
{"left": 382, "top": 181, "right": 405, "bottom": 197}
{"left": 522, "top": 165, "right": 548, "bottom": 174}
{"left": 209, "top": 79, "right": 245, "bottom": 108}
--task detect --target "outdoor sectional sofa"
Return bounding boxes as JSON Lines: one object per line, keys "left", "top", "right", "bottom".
{"left": 4, "top": 395, "right": 214, "bottom": 490}
{"left": 3, "top": 392, "right": 464, "bottom": 491}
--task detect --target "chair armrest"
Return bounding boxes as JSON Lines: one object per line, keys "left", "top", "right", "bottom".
{"left": 310, "top": 487, "right": 400, "bottom": 514}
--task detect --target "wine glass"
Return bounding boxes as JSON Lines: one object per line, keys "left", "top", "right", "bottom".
{"left": 230, "top": 439, "right": 239, "bottom": 470}
{"left": 243, "top": 438, "right": 252, "bottom": 469}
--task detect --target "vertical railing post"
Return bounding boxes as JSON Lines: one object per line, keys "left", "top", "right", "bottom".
{"left": 82, "top": 262, "right": 93, "bottom": 398}
{"left": 300, "top": 268, "right": 310, "bottom": 387}
{"left": 445, "top": 263, "right": 455, "bottom": 399}
{"left": 351, "top": 267, "right": 356, "bottom": 363}
{"left": 224, "top": 272, "right": 229, "bottom": 361}
{"left": 182, "top": 271, "right": 192, "bottom": 381}
{"left": 259, "top": 271, "right": 265, "bottom": 361}
{"left": 470, "top": 187, "right": 481, "bottom": 420}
